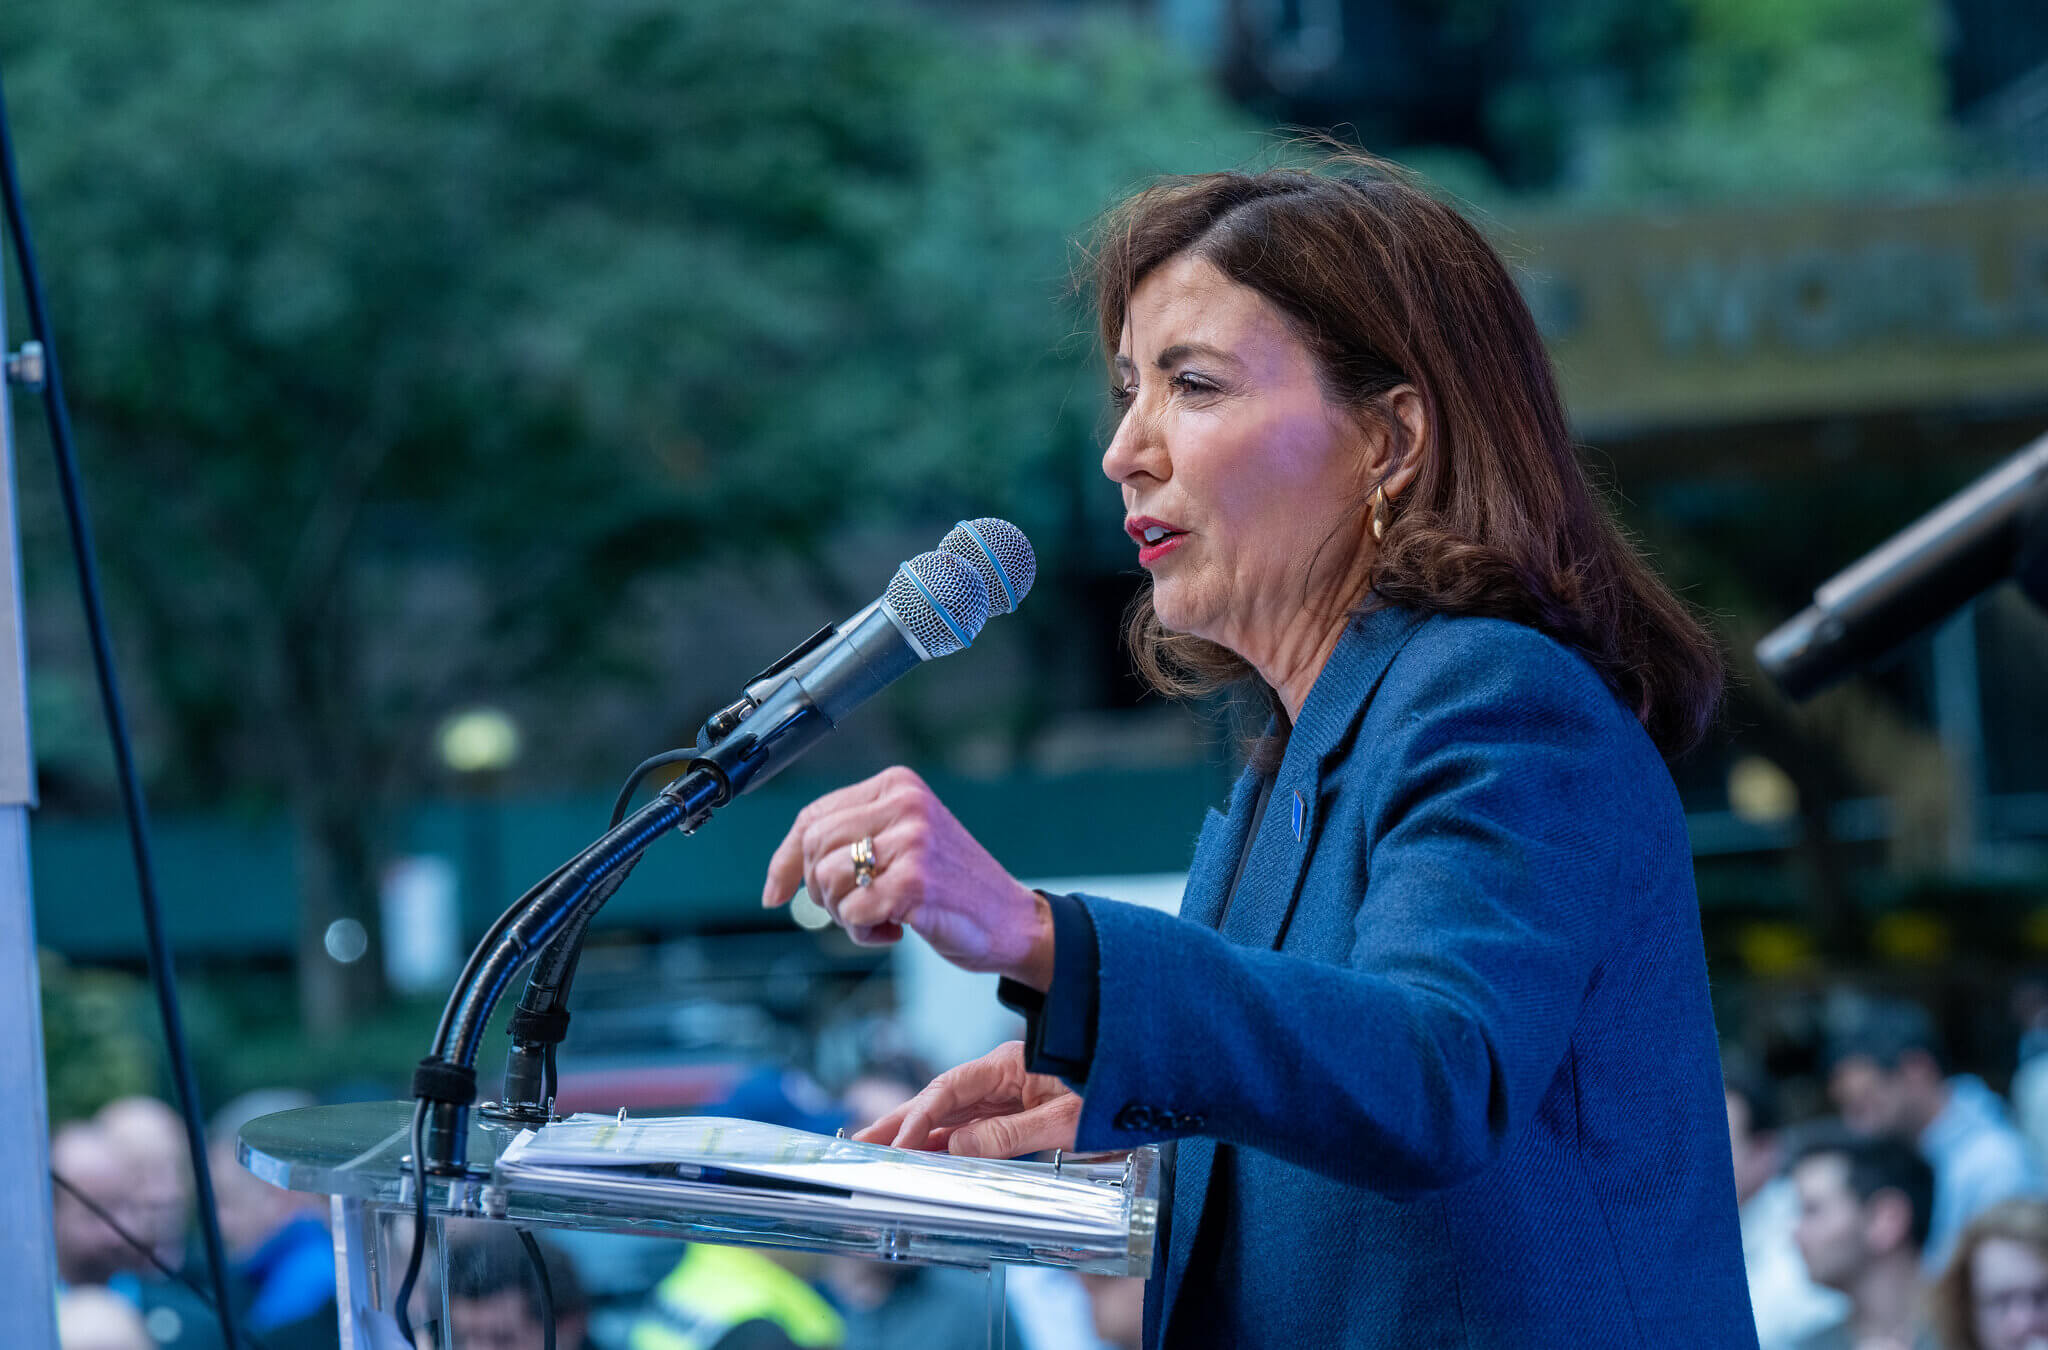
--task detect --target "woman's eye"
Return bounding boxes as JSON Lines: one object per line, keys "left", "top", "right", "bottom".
{"left": 1108, "top": 385, "right": 1137, "bottom": 410}
{"left": 1171, "top": 372, "right": 1216, "bottom": 396}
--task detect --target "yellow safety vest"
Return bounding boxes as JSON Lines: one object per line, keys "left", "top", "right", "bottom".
{"left": 629, "top": 1243, "right": 845, "bottom": 1350}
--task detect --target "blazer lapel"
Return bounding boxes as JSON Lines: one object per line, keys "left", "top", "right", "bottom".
{"left": 1177, "top": 769, "right": 1263, "bottom": 931}
{"left": 1215, "top": 606, "right": 1428, "bottom": 955}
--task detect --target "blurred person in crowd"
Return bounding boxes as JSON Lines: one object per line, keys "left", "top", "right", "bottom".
{"left": 54, "top": 1118, "right": 223, "bottom": 1350}
{"left": 51, "top": 1120, "right": 147, "bottom": 1289}
{"left": 2005, "top": 982, "right": 2048, "bottom": 1178}
{"left": 58, "top": 1286, "right": 154, "bottom": 1350}
{"left": 446, "top": 1221, "right": 589, "bottom": 1350}
{"left": 779, "top": 154, "right": 1750, "bottom": 1348}
{"left": 1004, "top": 1262, "right": 1117, "bottom": 1350}
{"left": 627, "top": 1071, "right": 845, "bottom": 1350}
{"left": 1080, "top": 1275, "right": 1144, "bottom": 1350}
{"left": 1730, "top": 1060, "right": 1851, "bottom": 1349}
{"left": 1791, "top": 1129, "right": 1937, "bottom": 1350}
{"left": 1831, "top": 999, "right": 2044, "bottom": 1272}
{"left": 1931, "top": 1198, "right": 2048, "bottom": 1350}
{"left": 96, "top": 1096, "right": 195, "bottom": 1272}
{"left": 824, "top": 1060, "right": 991, "bottom": 1350}
{"left": 207, "top": 1089, "right": 336, "bottom": 1348}
{"left": 630, "top": 1244, "right": 842, "bottom": 1350}
{"left": 97, "top": 1095, "right": 230, "bottom": 1350}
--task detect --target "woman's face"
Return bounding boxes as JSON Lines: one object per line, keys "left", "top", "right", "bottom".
{"left": 1972, "top": 1236, "right": 2048, "bottom": 1350}
{"left": 1101, "top": 253, "right": 1376, "bottom": 668}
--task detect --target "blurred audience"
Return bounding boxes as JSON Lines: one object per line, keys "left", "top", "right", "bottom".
{"left": 630, "top": 1243, "right": 843, "bottom": 1350}
{"left": 51, "top": 1115, "right": 223, "bottom": 1350}
{"left": 97, "top": 1095, "right": 227, "bottom": 1350}
{"left": 1931, "top": 1198, "right": 2048, "bottom": 1350}
{"left": 57, "top": 1286, "right": 154, "bottom": 1350}
{"left": 96, "top": 1096, "right": 196, "bottom": 1273}
{"left": 824, "top": 1060, "right": 996, "bottom": 1350}
{"left": 50, "top": 1120, "right": 146, "bottom": 1290}
{"left": 1791, "top": 1129, "right": 1937, "bottom": 1350}
{"left": 2009, "top": 984, "right": 2048, "bottom": 1182}
{"left": 207, "top": 1089, "right": 336, "bottom": 1348}
{"left": 1078, "top": 1274, "right": 1143, "bottom": 1350}
{"left": 446, "top": 1221, "right": 589, "bottom": 1350}
{"left": 627, "top": 1068, "right": 846, "bottom": 1350}
{"left": 1005, "top": 1265, "right": 1116, "bottom": 1350}
{"left": 1831, "top": 999, "right": 2044, "bottom": 1272}
{"left": 1729, "top": 1060, "right": 1851, "bottom": 1349}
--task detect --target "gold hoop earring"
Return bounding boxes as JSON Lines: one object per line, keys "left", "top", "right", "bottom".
{"left": 1371, "top": 487, "right": 1389, "bottom": 543}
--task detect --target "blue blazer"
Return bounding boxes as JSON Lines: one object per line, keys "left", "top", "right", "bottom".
{"left": 1065, "top": 606, "right": 1757, "bottom": 1348}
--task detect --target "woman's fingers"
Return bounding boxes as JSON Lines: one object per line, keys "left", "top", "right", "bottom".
{"left": 837, "top": 879, "right": 905, "bottom": 933}
{"left": 801, "top": 800, "right": 893, "bottom": 923}
{"left": 885, "top": 1043, "right": 1029, "bottom": 1149}
{"left": 947, "top": 1093, "right": 1083, "bottom": 1159}
{"left": 761, "top": 772, "right": 894, "bottom": 906}
{"left": 850, "top": 1110, "right": 907, "bottom": 1146}
{"left": 847, "top": 1044, "right": 1079, "bottom": 1158}
{"left": 844, "top": 920, "right": 904, "bottom": 947}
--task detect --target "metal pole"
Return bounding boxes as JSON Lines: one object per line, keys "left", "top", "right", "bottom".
{"left": 0, "top": 291, "right": 60, "bottom": 1344}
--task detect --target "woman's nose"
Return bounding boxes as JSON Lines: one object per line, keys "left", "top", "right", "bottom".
{"left": 1101, "top": 404, "right": 1166, "bottom": 487}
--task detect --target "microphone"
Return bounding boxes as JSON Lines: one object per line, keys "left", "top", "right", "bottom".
{"left": 1757, "top": 432, "right": 2048, "bottom": 700}
{"left": 941, "top": 517, "right": 1038, "bottom": 615}
{"left": 714, "top": 518, "right": 1038, "bottom": 732}
{"left": 691, "top": 549, "right": 995, "bottom": 796}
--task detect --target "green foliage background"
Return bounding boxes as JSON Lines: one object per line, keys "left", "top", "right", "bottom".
{"left": 38, "top": 952, "right": 154, "bottom": 1123}
{"left": 3, "top": 0, "right": 1256, "bottom": 1026}
{"left": 3, "top": 0, "right": 2023, "bottom": 1056}
{"left": 4, "top": 0, "right": 1257, "bottom": 804}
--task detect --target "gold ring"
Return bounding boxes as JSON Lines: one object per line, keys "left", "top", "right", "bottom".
{"left": 850, "top": 835, "right": 877, "bottom": 888}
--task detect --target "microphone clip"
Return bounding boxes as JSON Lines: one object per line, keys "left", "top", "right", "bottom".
{"left": 698, "top": 622, "right": 839, "bottom": 741}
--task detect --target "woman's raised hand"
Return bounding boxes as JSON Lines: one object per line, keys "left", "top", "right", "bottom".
{"left": 853, "top": 1041, "right": 1081, "bottom": 1158}
{"left": 762, "top": 766, "right": 1054, "bottom": 987}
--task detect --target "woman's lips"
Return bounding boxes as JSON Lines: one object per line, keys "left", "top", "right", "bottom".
{"left": 1126, "top": 516, "right": 1188, "bottom": 565}
{"left": 1138, "top": 533, "right": 1187, "bottom": 565}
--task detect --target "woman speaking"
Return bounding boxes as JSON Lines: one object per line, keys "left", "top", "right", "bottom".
{"left": 762, "top": 157, "right": 1757, "bottom": 1347}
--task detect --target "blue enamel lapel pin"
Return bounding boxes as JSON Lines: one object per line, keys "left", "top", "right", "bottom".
{"left": 1292, "top": 789, "right": 1305, "bottom": 841}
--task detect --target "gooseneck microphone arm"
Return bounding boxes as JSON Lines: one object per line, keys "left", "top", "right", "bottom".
{"left": 486, "top": 520, "right": 1041, "bottom": 1123}
{"left": 412, "top": 545, "right": 1006, "bottom": 1169}
{"left": 417, "top": 650, "right": 856, "bottom": 1164}
{"left": 415, "top": 773, "right": 724, "bottom": 1169}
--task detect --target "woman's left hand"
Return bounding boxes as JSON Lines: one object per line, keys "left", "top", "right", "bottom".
{"left": 762, "top": 766, "right": 1054, "bottom": 987}
{"left": 854, "top": 1041, "right": 1081, "bottom": 1157}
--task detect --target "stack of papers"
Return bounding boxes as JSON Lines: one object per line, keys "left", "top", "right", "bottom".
{"left": 493, "top": 1114, "right": 1152, "bottom": 1271}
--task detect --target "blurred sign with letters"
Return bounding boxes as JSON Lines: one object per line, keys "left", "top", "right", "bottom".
{"left": 1507, "top": 187, "right": 2048, "bottom": 433}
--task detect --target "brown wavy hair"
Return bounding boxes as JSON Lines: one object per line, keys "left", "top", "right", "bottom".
{"left": 1932, "top": 1197, "right": 2048, "bottom": 1350}
{"left": 1091, "top": 155, "right": 1722, "bottom": 759}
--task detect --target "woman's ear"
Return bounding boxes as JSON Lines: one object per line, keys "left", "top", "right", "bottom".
{"left": 1361, "top": 384, "right": 1427, "bottom": 502}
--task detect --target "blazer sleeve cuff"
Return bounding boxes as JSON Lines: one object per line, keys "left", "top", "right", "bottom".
{"left": 996, "top": 891, "right": 1100, "bottom": 1087}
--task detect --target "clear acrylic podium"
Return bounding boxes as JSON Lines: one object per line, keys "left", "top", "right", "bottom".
{"left": 240, "top": 1101, "right": 1159, "bottom": 1348}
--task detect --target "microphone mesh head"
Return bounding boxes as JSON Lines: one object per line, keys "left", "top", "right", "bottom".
{"left": 885, "top": 551, "right": 991, "bottom": 658}
{"left": 940, "top": 518, "right": 1036, "bottom": 616}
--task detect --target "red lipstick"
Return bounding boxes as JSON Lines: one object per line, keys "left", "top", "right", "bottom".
{"left": 1125, "top": 515, "right": 1188, "bottom": 566}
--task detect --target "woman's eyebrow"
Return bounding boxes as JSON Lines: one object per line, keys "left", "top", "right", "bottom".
{"left": 1155, "top": 341, "right": 1238, "bottom": 370}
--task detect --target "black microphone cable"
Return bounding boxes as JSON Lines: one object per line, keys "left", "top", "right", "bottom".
{"left": 0, "top": 67, "right": 243, "bottom": 1350}
{"left": 515, "top": 1226, "right": 559, "bottom": 1350}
